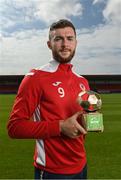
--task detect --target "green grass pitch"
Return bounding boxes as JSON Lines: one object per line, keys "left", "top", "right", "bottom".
{"left": 0, "top": 93, "right": 121, "bottom": 179}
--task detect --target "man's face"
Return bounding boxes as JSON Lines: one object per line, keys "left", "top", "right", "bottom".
{"left": 47, "top": 27, "right": 77, "bottom": 63}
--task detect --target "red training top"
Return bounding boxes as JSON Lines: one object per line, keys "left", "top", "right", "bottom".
{"left": 7, "top": 60, "right": 90, "bottom": 174}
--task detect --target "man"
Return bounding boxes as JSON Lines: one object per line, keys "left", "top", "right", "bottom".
{"left": 7, "top": 19, "right": 90, "bottom": 179}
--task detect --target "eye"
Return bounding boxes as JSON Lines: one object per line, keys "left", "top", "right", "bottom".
{"left": 67, "top": 37, "right": 75, "bottom": 41}
{"left": 54, "top": 36, "right": 62, "bottom": 41}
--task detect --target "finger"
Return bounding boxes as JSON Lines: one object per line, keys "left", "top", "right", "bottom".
{"left": 76, "top": 122, "right": 87, "bottom": 135}
{"left": 73, "top": 129, "right": 81, "bottom": 136}
{"left": 73, "top": 129, "right": 79, "bottom": 136}
{"left": 75, "top": 111, "right": 87, "bottom": 131}
{"left": 81, "top": 116, "right": 87, "bottom": 131}
{"left": 73, "top": 111, "right": 83, "bottom": 119}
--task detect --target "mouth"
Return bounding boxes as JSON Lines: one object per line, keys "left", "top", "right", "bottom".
{"left": 61, "top": 48, "right": 70, "bottom": 52}
{"left": 60, "top": 51, "right": 70, "bottom": 57}
{"left": 60, "top": 49, "right": 71, "bottom": 55}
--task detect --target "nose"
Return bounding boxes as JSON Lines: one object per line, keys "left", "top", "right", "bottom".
{"left": 62, "top": 38, "right": 68, "bottom": 46}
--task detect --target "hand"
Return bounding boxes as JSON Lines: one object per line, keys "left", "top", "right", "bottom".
{"left": 60, "top": 111, "right": 87, "bottom": 138}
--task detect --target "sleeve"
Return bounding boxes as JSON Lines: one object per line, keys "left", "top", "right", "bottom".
{"left": 82, "top": 77, "right": 90, "bottom": 91}
{"left": 7, "top": 70, "right": 60, "bottom": 139}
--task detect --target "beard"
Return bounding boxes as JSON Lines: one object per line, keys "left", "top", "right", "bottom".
{"left": 52, "top": 48, "right": 76, "bottom": 64}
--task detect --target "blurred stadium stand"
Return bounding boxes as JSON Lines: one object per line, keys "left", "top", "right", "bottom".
{"left": 85, "top": 75, "right": 121, "bottom": 93}
{"left": 0, "top": 75, "right": 121, "bottom": 94}
{"left": 0, "top": 75, "right": 23, "bottom": 94}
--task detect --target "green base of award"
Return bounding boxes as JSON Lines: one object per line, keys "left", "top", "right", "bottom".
{"left": 83, "top": 112, "right": 104, "bottom": 132}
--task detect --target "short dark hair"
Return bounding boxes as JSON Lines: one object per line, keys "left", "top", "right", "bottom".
{"left": 49, "top": 19, "right": 76, "bottom": 39}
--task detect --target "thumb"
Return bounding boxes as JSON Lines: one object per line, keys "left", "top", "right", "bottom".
{"left": 74, "top": 111, "right": 87, "bottom": 135}
{"left": 73, "top": 111, "right": 83, "bottom": 119}
{"left": 76, "top": 122, "right": 87, "bottom": 135}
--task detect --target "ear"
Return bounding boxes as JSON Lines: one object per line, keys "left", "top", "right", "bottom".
{"left": 47, "top": 41, "right": 52, "bottom": 50}
{"left": 75, "top": 39, "right": 77, "bottom": 46}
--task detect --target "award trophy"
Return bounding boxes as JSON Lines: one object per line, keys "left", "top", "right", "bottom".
{"left": 77, "top": 90, "right": 104, "bottom": 132}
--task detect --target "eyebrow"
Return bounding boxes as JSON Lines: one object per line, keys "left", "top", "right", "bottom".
{"left": 54, "top": 35, "right": 75, "bottom": 39}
